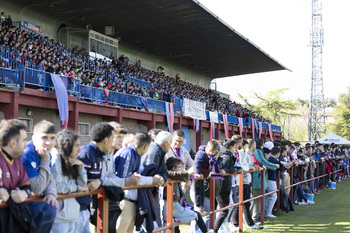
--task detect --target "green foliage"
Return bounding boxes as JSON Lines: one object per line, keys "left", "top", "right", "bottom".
{"left": 332, "top": 87, "right": 350, "bottom": 140}
{"left": 237, "top": 88, "right": 300, "bottom": 138}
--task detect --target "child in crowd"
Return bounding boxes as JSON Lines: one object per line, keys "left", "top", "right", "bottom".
{"left": 164, "top": 157, "right": 212, "bottom": 233}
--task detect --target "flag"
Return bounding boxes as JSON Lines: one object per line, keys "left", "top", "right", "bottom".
{"left": 196, "top": 119, "right": 199, "bottom": 132}
{"left": 259, "top": 121, "right": 263, "bottom": 138}
{"left": 50, "top": 74, "right": 68, "bottom": 128}
{"left": 193, "top": 118, "right": 196, "bottom": 132}
{"left": 141, "top": 96, "right": 149, "bottom": 111}
{"left": 238, "top": 117, "right": 243, "bottom": 137}
{"left": 103, "top": 89, "right": 110, "bottom": 105}
{"left": 209, "top": 122, "right": 215, "bottom": 140}
{"left": 268, "top": 123, "right": 274, "bottom": 142}
{"left": 222, "top": 114, "right": 230, "bottom": 138}
{"left": 165, "top": 102, "right": 174, "bottom": 133}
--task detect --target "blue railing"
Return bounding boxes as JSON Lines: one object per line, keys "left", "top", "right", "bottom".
{"left": 0, "top": 67, "right": 20, "bottom": 87}
{"left": 0, "top": 61, "right": 282, "bottom": 131}
{"left": 0, "top": 45, "right": 38, "bottom": 69}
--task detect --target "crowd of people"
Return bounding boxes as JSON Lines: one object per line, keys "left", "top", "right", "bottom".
{"left": 0, "top": 20, "right": 269, "bottom": 122}
{"left": 0, "top": 118, "right": 348, "bottom": 233}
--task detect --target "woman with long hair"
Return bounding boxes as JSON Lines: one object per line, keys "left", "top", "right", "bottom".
{"left": 51, "top": 129, "right": 88, "bottom": 233}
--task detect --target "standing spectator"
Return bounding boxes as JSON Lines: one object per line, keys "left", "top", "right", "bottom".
{"left": 165, "top": 129, "right": 194, "bottom": 172}
{"left": 265, "top": 147, "right": 282, "bottom": 218}
{"left": 232, "top": 139, "right": 262, "bottom": 230}
{"left": 217, "top": 139, "right": 245, "bottom": 232}
{"left": 0, "top": 12, "right": 5, "bottom": 25}
{"left": 141, "top": 130, "right": 170, "bottom": 227}
{"left": 251, "top": 139, "right": 279, "bottom": 223}
{"left": 0, "top": 119, "right": 35, "bottom": 233}
{"left": 76, "top": 122, "right": 138, "bottom": 233}
{"left": 51, "top": 129, "right": 88, "bottom": 233}
{"left": 5, "top": 15, "right": 12, "bottom": 27}
{"left": 114, "top": 132, "right": 164, "bottom": 233}
{"left": 21, "top": 120, "right": 58, "bottom": 233}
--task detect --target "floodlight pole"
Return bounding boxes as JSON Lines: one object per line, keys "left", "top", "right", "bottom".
{"left": 308, "top": 0, "right": 326, "bottom": 141}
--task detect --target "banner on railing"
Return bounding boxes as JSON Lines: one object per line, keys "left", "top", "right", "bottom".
{"left": 182, "top": 98, "right": 206, "bottom": 120}
{"left": 166, "top": 102, "right": 174, "bottom": 133}
{"left": 238, "top": 117, "right": 243, "bottom": 137}
{"left": 268, "top": 123, "right": 274, "bottom": 142}
{"left": 209, "top": 122, "right": 215, "bottom": 140}
{"left": 209, "top": 111, "right": 218, "bottom": 123}
{"left": 50, "top": 74, "right": 68, "bottom": 128}
{"left": 21, "top": 20, "right": 43, "bottom": 34}
{"left": 222, "top": 114, "right": 230, "bottom": 138}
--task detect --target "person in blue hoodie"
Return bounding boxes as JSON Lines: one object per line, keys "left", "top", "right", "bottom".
{"left": 114, "top": 132, "right": 164, "bottom": 233}
{"left": 21, "top": 120, "right": 58, "bottom": 233}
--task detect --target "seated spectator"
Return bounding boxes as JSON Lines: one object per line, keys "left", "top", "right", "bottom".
{"left": 164, "top": 157, "right": 212, "bottom": 233}
{"left": 21, "top": 120, "right": 58, "bottom": 233}
{"left": 51, "top": 129, "right": 88, "bottom": 233}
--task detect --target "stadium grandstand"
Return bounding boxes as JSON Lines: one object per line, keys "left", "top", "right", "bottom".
{"left": 0, "top": 0, "right": 286, "bottom": 149}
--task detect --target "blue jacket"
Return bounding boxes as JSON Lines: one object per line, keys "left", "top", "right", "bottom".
{"left": 141, "top": 142, "right": 168, "bottom": 182}
{"left": 252, "top": 148, "right": 277, "bottom": 190}
{"left": 268, "top": 156, "right": 280, "bottom": 181}
{"left": 136, "top": 164, "right": 157, "bottom": 233}
{"left": 76, "top": 142, "right": 104, "bottom": 210}
{"left": 114, "top": 144, "right": 141, "bottom": 179}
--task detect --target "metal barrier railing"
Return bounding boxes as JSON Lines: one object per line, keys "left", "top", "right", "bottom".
{"left": 0, "top": 157, "right": 345, "bottom": 233}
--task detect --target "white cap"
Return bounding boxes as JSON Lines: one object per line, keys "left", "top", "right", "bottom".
{"left": 264, "top": 141, "right": 274, "bottom": 151}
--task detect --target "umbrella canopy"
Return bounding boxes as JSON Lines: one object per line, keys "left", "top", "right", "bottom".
{"left": 315, "top": 133, "right": 350, "bottom": 145}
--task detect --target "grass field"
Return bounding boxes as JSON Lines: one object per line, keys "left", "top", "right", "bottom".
{"left": 180, "top": 177, "right": 350, "bottom": 233}
{"left": 259, "top": 177, "right": 350, "bottom": 233}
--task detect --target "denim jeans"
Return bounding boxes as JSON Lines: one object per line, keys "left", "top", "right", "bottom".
{"left": 265, "top": 180, "right": 277, "bottom": 215}
{"left": 51, "top": 221, "right": 75, "bottom": 233}
{"left": 28, "top": 202, "right": 56, "bottom": 233}
{"left": 74, "top": 209, "right": 91, "bottom": 233}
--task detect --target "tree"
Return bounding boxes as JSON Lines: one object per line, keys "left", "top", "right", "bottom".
{"left": 238, "top": 88, "right": 300, "bottom": 140}
{"left": 331, "top": 87, "right": 350, "bottom": 140}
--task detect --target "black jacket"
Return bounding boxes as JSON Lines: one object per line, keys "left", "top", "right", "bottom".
{"left": 136, "top": 164, "right": 157, "bottom": 233}
{"left": 217, "top": 145, "right": 239, "bottom": 193}
{"left": 0, "top": 198, "right": 36, "bottom": 233}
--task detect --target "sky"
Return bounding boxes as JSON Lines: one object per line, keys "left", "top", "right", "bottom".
{"left": 198, "top": 0, "right": 350, "bottom": 102}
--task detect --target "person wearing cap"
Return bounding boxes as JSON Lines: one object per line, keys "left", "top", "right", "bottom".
{"left": 251, "top": 139, "right": 279, "bottom": 223}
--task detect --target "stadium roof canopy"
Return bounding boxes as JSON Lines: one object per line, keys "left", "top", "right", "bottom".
{"left": 14, "top": 0, "right": 288, "bottom": 78}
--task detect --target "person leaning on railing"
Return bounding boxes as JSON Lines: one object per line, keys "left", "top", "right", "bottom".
{"left": 21, "top": 120, "right": 58, "bottom": 233}
{"left": 50, "top": 129, "right": 88, "bottom": 233}
{"left": 0, "top": 119, "right": 35, "bottom": 233}
{"left": 251, "top": 138, "right": 279, "bottom": 223}
{"left": 114, "top": 132, "right": 164, "bottom": 233}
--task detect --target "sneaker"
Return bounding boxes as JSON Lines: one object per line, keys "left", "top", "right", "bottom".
{"left": 253, "top": 218, "right": 262, "bottom": 224}
{"left": 307, "top": 200, "right": 315, "bottom": 205}
{"left": 265, "top": 213, "right": 277, "bottom": 218}
{"left": 250, "top": 224, "right": 264, "bottom": 230}
{"left": 294, "top": 200, "right": 299, "bottom": 205}
{"left": 299, "top": 201, "right": 307, "bottom": 205}
{"left": 208, "top": 229, "right": 214, "bottom": 233}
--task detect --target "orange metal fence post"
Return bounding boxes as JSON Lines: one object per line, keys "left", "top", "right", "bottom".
{"left": 316, "top": 162, "right": 319, "bottom": 192}
{"left": 209, "top": 179, "right": 215, "bottom": 230}
{"left": 260, "top": 169, "right": 265, "bottom": 224}
{"left": 166, "top": 182, "right": 174, "bottom": 233}
{"left": 97, "top": 189, "right": 108, "bottom": 233}
{"left": 308, "top": 163, "right": 312, "bottom": 193}
{"left": 238, "top": 174, "right": 243, "bottom": 232}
